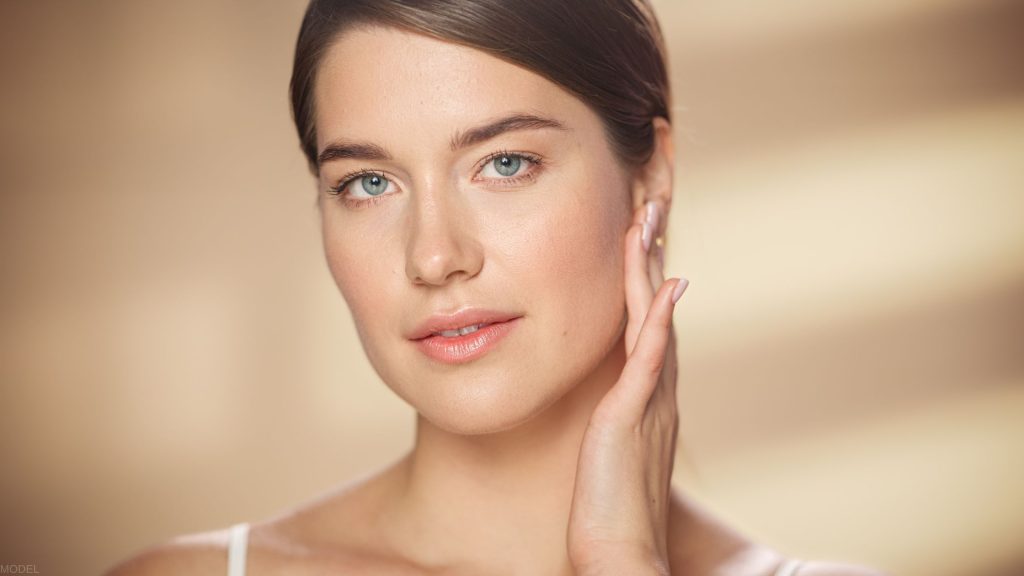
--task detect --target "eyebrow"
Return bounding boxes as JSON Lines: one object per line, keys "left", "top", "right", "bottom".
{"left": 450, "top": 113, "right": 569, "bottom": 151}
{"left": 316, "top": 113, "right": 569, "bottom": 167}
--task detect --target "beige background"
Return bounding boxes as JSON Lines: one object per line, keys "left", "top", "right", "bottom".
{"left": 1, "top": 1, "right": 1022, "bottom": 575}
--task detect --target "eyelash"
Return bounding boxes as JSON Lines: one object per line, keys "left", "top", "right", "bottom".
{"left": 325, "top": 149, "right": 544, "bottom": 209}
{"left": 326, "top": 170, "right": 391, "bottom": 209}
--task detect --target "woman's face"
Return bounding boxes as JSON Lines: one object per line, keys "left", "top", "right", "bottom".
{"left": 314, "top": 25, "right": 635, "bottom": 434}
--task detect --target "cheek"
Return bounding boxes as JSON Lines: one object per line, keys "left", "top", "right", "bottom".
{"left": 321, "top": 221, "right": 398, "bottom": 347}
{"left": 512, "top": 180, "right": 629, "bottom": 393}
{"left": 509, "top": 176, "right": 629, "bottom": 332}
{"left": 546, "top": 171, "right": 628, "bottom": 283}
{"left": 546, "top": 209, "right": 622, "bottom": 286}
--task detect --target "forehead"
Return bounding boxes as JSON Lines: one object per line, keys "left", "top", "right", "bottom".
{"left": 313, "top": 24, "right": 591, "bottom": 151}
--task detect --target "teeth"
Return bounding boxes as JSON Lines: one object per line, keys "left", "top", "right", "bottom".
{"left": 435, "top": 322, "right": 491, "bottom": 338}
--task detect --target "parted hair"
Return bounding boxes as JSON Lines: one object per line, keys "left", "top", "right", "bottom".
{"left": 289, "top": 0, "right": 672, "bottom": 176}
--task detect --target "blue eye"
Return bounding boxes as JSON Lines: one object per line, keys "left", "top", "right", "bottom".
{"left": 492, "top": 155, "right": 521, "bottom": 177}
{"left": 480, "top": 151, "right": 541, "bottom": 181}
{"left": 328, "top": 170, "right": 395, "bottom": 202}
{"left": 359, "top": 173, "right": 388, "bottom": 196}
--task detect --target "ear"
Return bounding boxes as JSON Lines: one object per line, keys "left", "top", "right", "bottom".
{"left": 629, "top": 117, "right": 675, "bottom": 236}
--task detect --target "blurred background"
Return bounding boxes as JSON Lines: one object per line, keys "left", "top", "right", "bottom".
{"left": 1, "top": 0, "right": 1021, "bottom": 574}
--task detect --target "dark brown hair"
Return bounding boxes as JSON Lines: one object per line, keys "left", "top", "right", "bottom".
{"left": 289, "top": 0, "right": 671, "bottom": 176}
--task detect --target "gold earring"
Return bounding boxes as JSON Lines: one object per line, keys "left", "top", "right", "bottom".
{"left": 654, "top": 236, "right": 665, "bottom": 248}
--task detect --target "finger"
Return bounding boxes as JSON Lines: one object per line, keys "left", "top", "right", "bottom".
{"left": 624, "top": 222, "right": 655, "bottom": 355}
{"left": 645, "top": 202, "right": 665, "bottom": 291}
{"left": 650, "top": 234, "right": 665, "bottom": 290}
{"left": 612, "top": 277, "right": 688, "bottom": 424}
{"left": 662, "top": 323, "right": 679, "bottom": 407}
{"left": 624, "top": 203, "right": 658, "bottom": 354}
{"left": 649, "top": 312, "right": 679, "bottom": 405}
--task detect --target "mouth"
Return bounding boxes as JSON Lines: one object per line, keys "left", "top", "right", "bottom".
{"left": 411, "top": 317, "right": 521, "bottom": 364}
{"left": 425, "top": 321, "right": 498, "bottom": 339}
{"left": 407, "top": 309, "right": 522, "bottom": 341}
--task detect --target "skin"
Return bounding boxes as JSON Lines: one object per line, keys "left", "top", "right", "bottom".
{"left": 105, "top": 25, "right": 889, "bottom": 576}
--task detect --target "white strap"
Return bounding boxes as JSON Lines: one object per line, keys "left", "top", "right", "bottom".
{"left": 774, "top": 559, "right": 804, "bottom": 576}
{"left": 227, "top": 522, "right": 249, "bottom": 576}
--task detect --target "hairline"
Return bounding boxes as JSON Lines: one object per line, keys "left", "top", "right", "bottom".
{"left": 306, "top": 20, "right": 642, "bottom": 177}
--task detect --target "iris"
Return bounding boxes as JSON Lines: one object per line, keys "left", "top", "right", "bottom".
{"left": 493, "top": 155, "right": 521, "bottom": 177}
{"left": 360, "top": 174, "right": 388, "bottom": 195}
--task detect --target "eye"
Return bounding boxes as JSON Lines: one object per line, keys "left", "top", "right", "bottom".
{"left": 328, "top": 170, "right": 398, "bottom": 202}
{"left": 478, "top": 151, "right": 542, "bottom": 182}
{"left": 487, "top": 154, "right": 521, "bottom": 177}
{"left": 353, "top": 172, "right": 390, "bottom": 196}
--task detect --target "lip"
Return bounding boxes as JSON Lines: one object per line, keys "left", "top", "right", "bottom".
{"left": 407, "top": 308, "right": 523, "bottom": 366}
{"left": 412, "top": 317, "right": 521, "bottom": 365}
{"left": 407, "top": 308, "right": 522, "bottom": 341}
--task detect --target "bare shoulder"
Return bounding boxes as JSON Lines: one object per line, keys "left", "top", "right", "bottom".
{"left": 104, "top": 461, "right": 414, "bottom": 576}
{"left": 712, "top": 546, "right": 891, "bottom": 576}
{"left": 793, "top": 560, "right": 891, "bottom": 576}
{"left": 102, "top": 527, "right": 232, "bottom": 576}
{"left": 665, "top": 488, "right": 889, "bottom": 576}
{"left": 667, "top": 488, "right": 785, "bottom": 574}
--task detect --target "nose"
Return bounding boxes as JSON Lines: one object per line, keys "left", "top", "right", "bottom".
{"left": 404, "top": 187, "right": 483, "bottom": 287}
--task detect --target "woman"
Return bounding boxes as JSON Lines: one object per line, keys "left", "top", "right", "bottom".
{"left": 108, "top": 1, "right": 886, "bottom": 574}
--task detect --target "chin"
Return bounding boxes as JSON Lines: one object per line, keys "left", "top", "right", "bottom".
{"left": 408, "top": 371, "right": 570, "bottom": 436}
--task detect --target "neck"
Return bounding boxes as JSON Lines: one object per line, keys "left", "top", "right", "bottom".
{"left": 385, "top": 333, "right": 628, "bottom": 576}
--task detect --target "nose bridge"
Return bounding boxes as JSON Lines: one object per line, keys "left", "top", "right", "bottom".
{"left": 404, "top": 177, "right": 481, "bottom": 286}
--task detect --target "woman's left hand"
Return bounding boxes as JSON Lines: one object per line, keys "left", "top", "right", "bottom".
{"left": 566, "top": 200, "right": 687, "bottom": 576}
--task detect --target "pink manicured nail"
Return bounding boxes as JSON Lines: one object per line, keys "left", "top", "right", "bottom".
{"left": 671, "top": 277, "right": 689, "bottom": 303}
{"left": 645, "top": 201, "right": 660, "bottom": 238}
{"left": 641, "top": 222, "right": 652, "bottom": 252}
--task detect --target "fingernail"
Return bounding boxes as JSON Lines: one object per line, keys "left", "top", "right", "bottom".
{"left": 644, "top": 201, "right": 660, "bottom": 237}
{"left": 671, "top": 277, "right": 689, "bottom": 303}
{"left": 641, "top": 222, "right": 652, "bottom": 252}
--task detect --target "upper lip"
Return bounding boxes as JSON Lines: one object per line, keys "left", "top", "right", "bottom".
{"left": 407, "top": 308, "right": 522, "bottom": 340}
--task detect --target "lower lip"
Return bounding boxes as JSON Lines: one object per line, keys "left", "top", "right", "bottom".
{"left": 412, "top": 318, "right": 521, "bottom": 365}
